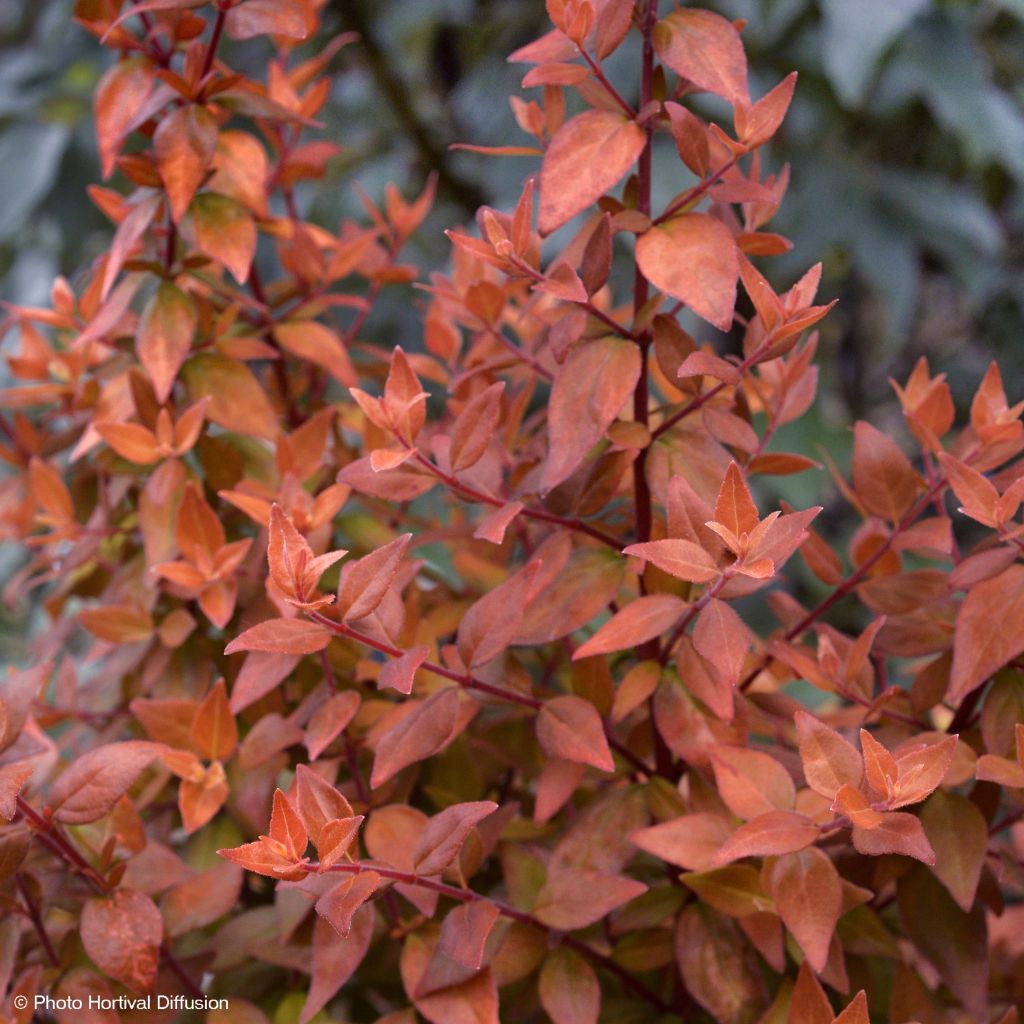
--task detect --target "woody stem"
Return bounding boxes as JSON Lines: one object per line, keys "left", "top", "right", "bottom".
{"left": 318, "top": 860, "right": 670, "bottom": 1012}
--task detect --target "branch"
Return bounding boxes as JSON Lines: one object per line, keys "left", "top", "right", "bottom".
{"left": 317, "top": 859, "right": 671, "bottom": 1013}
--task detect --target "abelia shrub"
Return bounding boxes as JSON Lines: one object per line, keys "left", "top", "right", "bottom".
{"left": 1, "top": 1, "right": 1023, "bottom": 1023}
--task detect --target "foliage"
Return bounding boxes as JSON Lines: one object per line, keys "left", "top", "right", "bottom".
{"left": 1, "top": 2, "right": 1023, "bottom": 1024}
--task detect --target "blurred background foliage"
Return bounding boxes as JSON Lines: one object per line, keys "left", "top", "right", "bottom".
{"left": 0, "top": 0, "right": 1022, "bottom": 649}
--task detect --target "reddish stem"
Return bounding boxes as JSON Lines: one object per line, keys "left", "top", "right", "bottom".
{"left": 318, "top": 860, "right": 670, "bottom": 1012}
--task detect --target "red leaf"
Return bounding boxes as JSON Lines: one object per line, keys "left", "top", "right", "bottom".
{"left": 533, "top": 869, "right": 647, "bottom": 930}
{"left": 538, "top": 110, "right": 646, "bottom": 235}
{"left": 439, "top": 899, "right": 500, "bottom": 970}
{"left": 710, "top": 745, "right": 796, "bottom": 820}
{"left": 370, "top": 687, "right": 461, "bottom": 788}
{"left": 715, "top": 461, "right": 759, "bottom": 538}
{"left": 739, "top": 72, "right": 797, "bottom": 148}
{"left": 225, "top": 618, "right": 332, "bottom": 656}
{"left": 81, "top": 889, "right": 163, "bottom": 991}
{"left": 337, "top": 535, "right": 411, "bottom": 623}
{"left": 573, "top": 594, "right": 685, "bottom": 660}
{"left": 851, "top": 421, "right": 924, "bottom": 523}
{"left": 412, "top": 801, "right": 498, "bottom": 876}
{"left": 225, "top": 0, "right": 310, "bottom": 41}
{"left": 378, "top": 645, "right": 430, "bottom": 696}
{"left": 623, "top": 539, "right": 719, "bottom": 583}
{"left": 49, "top": 741, "right": 165, "bottom": 825}
{"left": 450, "top": 382, "right": 504, "bottom": 472}
{"left": 136, "top": 282, "right": 196, "bottom": 405}
{"left": 536, "top": 695, "right": 614, "bottom": 772}
{"left": 315, "top": 872, "right": 380, "bottom": 937}
{"left": 768, "top": 848, "right": 842, "bottom": 972}
{"left": 794, "top": 710, "right": 864, "bottom": 799}
{"left": 713, "top": 810, "right": 820, "bottom": 865}
{"left": 851, "top": 811, "right": 935, "bottom": 864}
{"left": 305, "top": 691, "right": 361, "bottom": 760}
{"left": 653, "top": 9, "right": 749, "bottom": 105}
{"left": 636, "top": 213, "right": 739, "bottom": 331}
{"left": 950, "top": 564, "right": 1024, "bottom": 701}
{"left": 457, "top": 561, "right": 540, "bottom": 668}
{"left": 0, "top": 763, "right": 34, "bottom": 821}
{"left": 294, "top": 764, "right": 355, "bottom": 847}
{"left": 188, "top": 193, "right": 257, "bottom": 284}
{"left": 154, "top": 105, "right": 218, "bottom": 222}
{"left": 539, "top": 947, "right": 600, "bottom": 1024}
{"left": 301, "top": 908, "right": 374, "bottom": 1024}
{"left": 543, "top": 336, "right": 641, "bottom": 490}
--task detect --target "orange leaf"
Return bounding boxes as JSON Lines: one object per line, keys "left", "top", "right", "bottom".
{"left": 794, "top": 710, "right": 863, "bottom": 799}
{"left": 81, "top": 889, "right": 162, "bottom": 992}
{"left": 710, "top": 745, "right": 796, "bottom": 820}
{"left": 538, "top": 110, "right": 646, "bottom": 235}
{"left": 188, "top": 193, "right": 257, "bottom": 284}
{"left": 539, "top": 947, "right": 600, "bottom": 1024}
{"left": 533, "top": 869, "right": 646, "bottom": 930}
{"left": 851, "top": 421, "right": 923, "bottom": 523}
{"left": 96, "top": 422, "right": 161, "bottom": 464}
{"left": 136, "top": 283, "right": 197, "bottom": 405}
{"left": 315, "top": 872, "right": 380, "bottom": 937}
{"left": 411, "top": 800, "right": 498, "bottom": 876}
{"left": 439, "top": 899, "right": 500, "bottom": 971}
{"left": 305, "top": 691, "right": 361, "bottom": 760}
{"left": 78, "top": 604, "right": 155, "bottom": 645}
{"left": 181, "top": 353, "right": 280, "bottom": 441}
{"left": 831, "top": 991, "right": 870, "bottom": 1024}
{"left": 768, "top": 848, "right": 842, "bottom": 972}
{"left": 630, "top": 812, "right": 732, "bottom": 871}
{"left": 269, "top": 787, "right": 307, "bottom": 861}
{"left": 623, "top": 539, "right": 719, "bottom": 583}
{"left": 191, "top": 679, "right": 237, "bottom": 762}
{"left": 653, "top": 9, "right": 749, "bottom": 105}
{"left": 49, "top": 741, "right": 165, "bottom": 825}
{"left": 224, "top": 618, "right": 332, "bottom": 655}
{"left": 225, "top": 0, "right": 310, "bottom": 40}
{"left": 891, "top": 734, "right": 957, "bottom": 808}
{"left": 693, "top": 598, "right": 753, "bottom": 686}
{"left": 370, "top": 687, "right": 461, "bottom": 789}
{"left": 851, "top": 811, "right": 934, "bottom": 864}
{"left": 536, "top": 694, "right": 614, "bottom": 773}
{"left": 790, "top": 959, "right": 833, "bottom": 1024}
{"left": 739, "top": 72, "right": 797, "bottom": 148}
{"left": 274, "top": 321, "right": 358, "bottom": 388}
{"left": 573, "top": 594, "right": 685, "bottom": 659}
{"left": 154, "top": 104, "right": 218, "bottom": 223}
{"left": 713, "top": 810, "right": 820, "bottom": 865}
{"left": 636, "top": 213, "right": 739, "bottom": 331}
{"left": 95, "top": 58, "right": 153, "bottom": 179}
{"left": 337, "top": 535, "right": 411, "bottom": 623}
{"left": 457, "top": 561, "right": 540, "bottom": 668}
{"left": 950, "top": 564, "right": 1024, "bottom": 701}
{"left": 294, "top": 764, "right": 354, "bottom": 843}
{"left": 450, "top": 381, "right": 505, "bottom": 472}
{"left": 543, "top": 336, "right": 641, "bottom": 490}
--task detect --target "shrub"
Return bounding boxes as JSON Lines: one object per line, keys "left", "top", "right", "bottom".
{"left": 2, "top": 1, "right": 1023, "bottom": 1022}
